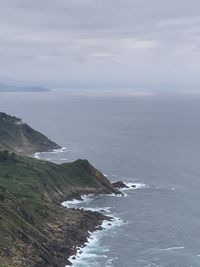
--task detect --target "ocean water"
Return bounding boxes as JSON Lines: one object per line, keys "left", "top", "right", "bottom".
{"left": 2, "top": 90, "right": 200, "bottom": 266}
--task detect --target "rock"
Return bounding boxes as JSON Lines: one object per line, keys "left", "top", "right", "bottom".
{"left": 112, "top": 181, "right": 129, "bottom": 189}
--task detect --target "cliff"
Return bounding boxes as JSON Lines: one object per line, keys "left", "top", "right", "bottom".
{"left": 0, "top": 151, "right": 120, "bottom": 267}
{"left": 0, "top": 112, "right": 60, "bottom": 155}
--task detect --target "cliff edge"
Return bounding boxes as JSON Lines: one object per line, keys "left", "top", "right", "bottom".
{"left": 0, "top": 112, "right": 60, "bottom": 155}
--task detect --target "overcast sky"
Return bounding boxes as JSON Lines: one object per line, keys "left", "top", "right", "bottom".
{"left": 1, "top": 0, "right": 200, "bottom": 89}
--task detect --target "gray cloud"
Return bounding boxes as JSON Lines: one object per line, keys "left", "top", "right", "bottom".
{"left": 0, "top": 0, "right": 200, "bottom": 88}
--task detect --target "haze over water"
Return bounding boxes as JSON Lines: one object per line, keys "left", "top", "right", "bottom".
{"left": 1, "top": 90, "right": 200, "bottom": 266}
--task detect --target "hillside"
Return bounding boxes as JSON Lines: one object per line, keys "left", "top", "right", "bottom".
{"left": 0, "top": 112, "right": 60, "bottom": 155}
{"left": 0, "top": 151, "right": 119, "bottom": 267}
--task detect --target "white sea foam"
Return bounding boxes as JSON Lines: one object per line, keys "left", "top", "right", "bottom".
{"left": 106, "top": 256, "right": 119, "bottom": 266}
{"left": 62, "top": 199, "right": 83, "bottom": 207}
{"left": 61, "top": 194, "right": 94, "bottom": 208}
{"left": 113, "top": 182, "right": 147, "bottom": 192}
{"left": 62, "top": 190, "right": 131, "bottom": 210}
{"left": 34, "top": 152, "right": 41, "bottom": 159}
{"left": 65, "top": 217, "right": 124, "bottom": 267}
{"left": 78, "top": 207, "right": 111, "bottom": 213}
{"left": 51, "top": 147, "right": 67, "bottom": 153}
{"left": 61, "top": 181, "right": 146, "bottom": 266}
{"left": 124, "top": 182, "right": 147, "bottom": 190}
{"left": 157, "top": 246, "right": 185, "bottom": 251}
{"left": 100, "top": 193, "right": 124, "bottom": 198}
{"left": 59, "top": 158, "right": 68, "bottom": 161}
{"left": 62, "top": 192, "right": 126, "bottom": 266}
{"left": 33, "top": 147, "right": 67, "bottom": 159}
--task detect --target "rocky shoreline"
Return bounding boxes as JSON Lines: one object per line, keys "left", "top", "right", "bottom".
{"left": 1, "top": 188, "right": 115, "bottom": 267}
{"left": 60, "top": 182, "right": 129, "bottom": 266}
{"left": 57, "top": 207, "right": 112, "bottom": 266}
{"left": 0, "top": 112, "right": 128, "bottom": 267}
{"left": 38, "top": 206, "right": 112, "bottom": 267}
{"left": 0, "top": 152, "right": 124, "bottom": 267}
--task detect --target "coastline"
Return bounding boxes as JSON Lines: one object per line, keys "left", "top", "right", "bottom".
{"left": 65, "top": 216, "right": 124, "bottom": 267}
{"left": 61, "top": 182, "right": 145, "bottom": 266}
{"left": 33, "top": 146, "right": 67, "bottom": 160}
{"left": 33, "top": 148, "right": 123, "bottom": 266}
{"left": 51, "top": 206, "right": 112, "bottom": 266}
{"left": 33, "top": 149, "right": 148, "bottom": 266}
{"left": 0, "top": 113, "right": 125, "bottom": 267}
{"left": 0, "top": 146, "right": 146, "bottom": 267}
{"left": 61, "top": 193, "right": 125, "bottom": 266}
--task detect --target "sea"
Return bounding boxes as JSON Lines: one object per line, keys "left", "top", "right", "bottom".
{"left": 1, "top": 89, "right": 200, "bottom": 267}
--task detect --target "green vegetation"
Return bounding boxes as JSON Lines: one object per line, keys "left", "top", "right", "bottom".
{"left": 0, "top": 258, "right": 12, "bottom": 267}
{"left": 0, "top": 151, "right": 117, "bottom": 266}
{"left": 0, "top": 112, "right": 60, "bottom": 155}
{"left": 0, "top": 112, "right": 118, "bottom": 266}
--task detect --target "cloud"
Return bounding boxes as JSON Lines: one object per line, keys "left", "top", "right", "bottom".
{"left": 0, "top": 0, "right": 200, "bottom": 88}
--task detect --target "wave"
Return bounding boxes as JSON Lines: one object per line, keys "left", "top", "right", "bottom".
{"left": 78, "top": 207, "right": 111, "bottom": 213}
{"left": 33, "top": 146, "right": 67, "bottom": 160}
{"left": 157, "top": 246, "right": 185, "bottom": 251}
{"left": 65, "top": 217, "right": 124, "bottom": 267}
{"left": 62, "top": 194, "right": 94, "bottom": 208}
{"left": 62, "top": 182, "right": 148, "bottom": 209}
{"left": 123, "top": 182, "right": 147, "bottom": 190}
{"left": 50, "top": 147, "right": 67, "bottom": 153}
{"left": 34, "top": 152, "right": 42, "bottom": 159}
{"left": 61, "top": 181, "right": 146, "bottom": 266}
{"left": 62, "top": 193, "right": 125, "bottom": 266}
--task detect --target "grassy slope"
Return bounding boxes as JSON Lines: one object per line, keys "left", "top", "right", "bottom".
{"left": 0, "top": 151, "right": 118, "bottom": 267}
{"left": 0, "top": 112, "right": 60, "bottom": 154}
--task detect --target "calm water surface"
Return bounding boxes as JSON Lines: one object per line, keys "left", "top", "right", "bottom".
{"left": 1, "top": 90, "right": 200, "bottom": 266}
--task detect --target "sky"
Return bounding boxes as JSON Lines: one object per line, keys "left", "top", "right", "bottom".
{"left": 0, "top": 0, "right": 200, "bottom": 89}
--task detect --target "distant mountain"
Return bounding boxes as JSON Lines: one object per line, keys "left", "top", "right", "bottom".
{"left": 0, "top": 83, "right": 50, "bottom": 92}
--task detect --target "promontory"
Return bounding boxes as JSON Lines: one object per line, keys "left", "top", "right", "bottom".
{"left": 0, "top": 112, "right": 121, "bottom": 267}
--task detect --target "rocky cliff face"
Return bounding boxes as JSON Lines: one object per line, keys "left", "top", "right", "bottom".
{"left": 0, "top": 185, "right": 108, "bottom": 267}
{"left": 0, "top": 151, "right": 120, "bottom": 267}
{"left": 0, "top": 112, "right": 60, "bottom": 155}
{"left": 0, "top": 113, "right": 121, "bottom": 267}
